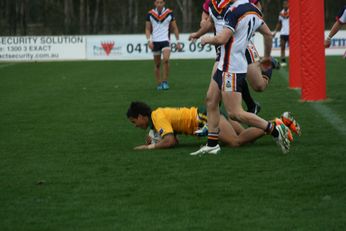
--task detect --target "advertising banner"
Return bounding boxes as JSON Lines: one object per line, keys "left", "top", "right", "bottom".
{"left": 0, "top": 31, "right": 344, "bottom": 62}
{"left": 86, "top": 34, "right": 215, "bottom": 60}
{"left": 254, "top": 30, "right": 346, "bottom": 57}
{"left": 0, "top": 36, "right": 86, "bottom": 61}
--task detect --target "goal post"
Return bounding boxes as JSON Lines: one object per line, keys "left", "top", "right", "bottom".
{"left": 289, "top": 0, "right": 327, "bottom": 101}
{"left": 288, "top": 0, "right": 301, "bottom": 89}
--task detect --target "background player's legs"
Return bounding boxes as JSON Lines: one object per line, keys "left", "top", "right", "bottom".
{"left": 161, "top": 48, "right": 171, "bottom": 89}
{"left": 247, "top": 62, "right": 269, "bottom": 92}
{"left": 154, "top": 54, "right": 161, "bottom": 85}
{"left": 162, "top": 48, "right": 171, "bottom": 82}
{"left": 280, "top": 37, "right": 287, "bottom": 65}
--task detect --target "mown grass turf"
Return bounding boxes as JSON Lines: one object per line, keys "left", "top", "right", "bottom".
{"left": 0, "top": 57, "right": 345, "bottom": 230}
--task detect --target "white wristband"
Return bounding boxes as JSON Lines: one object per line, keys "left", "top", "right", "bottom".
{"left": 176, "top": 40, "right": 180, "bottom": 43}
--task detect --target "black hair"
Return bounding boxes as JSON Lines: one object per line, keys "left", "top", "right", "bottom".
{"left": 126, "top": 101, "right": 152, "bottom": 118}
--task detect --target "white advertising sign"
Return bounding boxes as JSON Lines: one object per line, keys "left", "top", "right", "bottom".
{"left": 0, "top": 31, "right": 344, "bottom": 62}
{"left": 86, "top": 34, "right": 215, "bottom": 60}
{"left": 252, "top": 30, "right": 346, "bottom": 57}
{"left": 0, "top": 36, "right": 86, "bottom": 61}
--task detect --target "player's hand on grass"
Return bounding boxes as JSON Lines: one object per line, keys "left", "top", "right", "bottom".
{"left": 134, "top": 144, "right": 155, "bottom": 150}
{"left": 134, "top": 144, "right": 149, "bottom": 150}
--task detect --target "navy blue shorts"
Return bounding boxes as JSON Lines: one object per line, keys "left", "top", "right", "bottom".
{"left": 152, "top": 41, "right": 170, "bottom": 54}
{"left": 215, "top": 45, "right": 221, "bottom": 62}
{"left": 280, "top": 35, "right": 289, "bottom": 43}
{"left": 213, "top": 69, "right": 247, "bottom": 93}
{"left": 245, "top": 44, "right": 260, "bottom": 65}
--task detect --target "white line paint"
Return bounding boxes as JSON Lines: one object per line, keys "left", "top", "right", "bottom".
{"left": 309, "top": 102, "right": 346, "bottom": 136}
{"left": 278, "top": 68, "right": 346, "bottom": 136}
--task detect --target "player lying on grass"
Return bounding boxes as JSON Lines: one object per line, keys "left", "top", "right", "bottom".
{"left": 126, "top": 101, "right": 300, "bottom": 153}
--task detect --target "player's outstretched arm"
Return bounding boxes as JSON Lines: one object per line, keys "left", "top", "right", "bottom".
{"left": 201, "top": 27, "right": 233, "bottom": 46}
{"left": 325, "top": 21, "right": 343, "bottom": 48}
{"left": 189, "top": 16, "right": 214, "bottom": 41}
{"left": 134, "top": 134, "right": 177, "bottom": 150}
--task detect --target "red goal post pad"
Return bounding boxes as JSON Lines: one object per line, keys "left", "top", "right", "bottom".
{"left": 300, "top": 0, "right": 326, "bottom": 101}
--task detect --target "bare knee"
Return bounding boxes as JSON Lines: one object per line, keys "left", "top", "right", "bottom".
{"left": 206, "top": 95, "right": 219, "bottom": 110}
{"left": 162, "top": 59, "right": 169, "bottom": 65}
{"left": 155, "top": 63, "right": 161, "bottom": 69}
{"left": 228, "top": 111, "right": 245, "bottom": 123}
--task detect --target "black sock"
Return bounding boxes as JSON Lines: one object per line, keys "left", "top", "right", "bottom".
{"left": 242, "top": 81, "right": 256, "bottom": 111}
{"left": 207, "top": 131, "right": 219, "bottom": 147}
{"left": 265, "top": 121, "right": 279, "bottom": 138}
{"left": 281, "top": 58, "right": 286, "bottom": 63}
{"left": 271, "top": 127, "right": 279, "bottom": 138}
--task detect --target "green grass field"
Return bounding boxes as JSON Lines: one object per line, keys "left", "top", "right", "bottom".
{"left": 1, "top": 57, "right": 346, "bottom": 230}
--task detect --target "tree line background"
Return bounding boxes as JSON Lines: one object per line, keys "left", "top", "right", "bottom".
{"left": 0, "top": 0, "right": 344, "bottom": 36}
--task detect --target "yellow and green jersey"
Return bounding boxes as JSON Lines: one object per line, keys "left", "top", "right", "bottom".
{"left": 150, "top": 107, "right": 199, "bottom": 137}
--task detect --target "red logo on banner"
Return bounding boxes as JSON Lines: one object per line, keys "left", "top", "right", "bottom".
{"left": 101, "top": 42, "right": 115, "bottom": 55}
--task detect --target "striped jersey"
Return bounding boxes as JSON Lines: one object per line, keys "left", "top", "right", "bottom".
{"left": 278, "top": 9, "right": 289, "bottom": 35}
{"left": 208, "top": 0, "right": 235, "bottom": 34}
{"left": 146, "top": 7, "right": 175, "bottom": 42}
{"left": 218, "top": 2, "right": 263, "bottom": 73}
{"left": 336, "top": 5, "right": 346, "bottom": 24}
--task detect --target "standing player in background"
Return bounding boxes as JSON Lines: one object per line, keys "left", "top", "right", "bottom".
{"left": 324, "top": 5, "right": 346, "bottom": 58}
{"left": 191, "top": 1, "right": 292, "bottom": 155}
{"left": 146, "top": 0, "right": 182, "bottom": 90}
{"left": 273, "top": 0, "right": 289, "bottom": 67}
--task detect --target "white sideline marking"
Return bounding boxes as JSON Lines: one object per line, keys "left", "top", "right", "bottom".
{"left": 310, "top": 103, "right": 346, "bottom": 136}
{"left": 278, "top": 69, "right": 346, "bottom": 136}
{"left": 0, "top": 63, "right": 16, "bottom": 69}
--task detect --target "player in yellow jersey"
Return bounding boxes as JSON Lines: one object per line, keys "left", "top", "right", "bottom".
{"left": 126, "top": 101, "right": 300, "bottom": 152}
